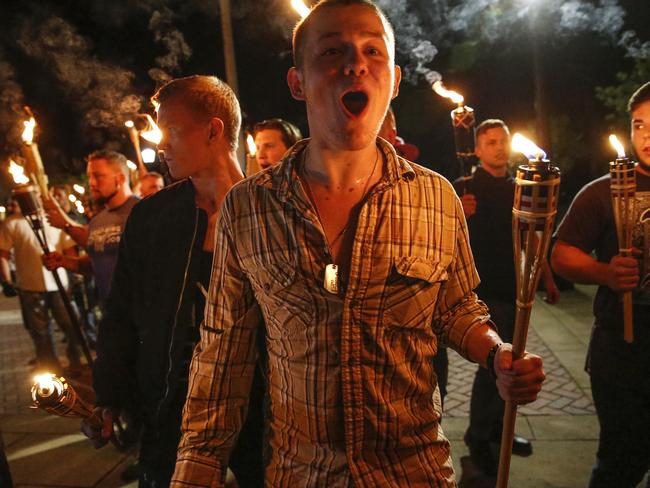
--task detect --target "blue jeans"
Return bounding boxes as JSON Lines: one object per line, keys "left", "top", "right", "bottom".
{"left": 19, "top": 290, "right": 82, "bottom": 371}
{"left": 589, "top": 373, "right": 650, "bottom": 488}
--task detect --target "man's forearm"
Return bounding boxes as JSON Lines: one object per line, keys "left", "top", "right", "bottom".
{"left": 464, "top": 322, "right": 504, "bottom": 369}
{"left": 64, "top": 224, "right": 89, "bottom": 247}
{"left": 551, "top": 241, "right": 608, "bottom": 286}
{"left": 0, "top": 256, "right": 12, "bottom": 284}
{"left": 61, "top": 255, "right": 92, "bottom": 275}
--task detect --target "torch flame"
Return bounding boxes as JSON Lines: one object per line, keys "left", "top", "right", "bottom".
{"left": 141, "top": 149, "right": 157, "bottom": 164}
{"left": 126, "top": 160, "right": 138, "bottom": 171}
{"left": 33, "top": 373, "right": 57, "bottom": 395}
{"left": 124, "top": 120, "right": 134, "bottom": 128}
{"left": 72, "top": 184, "right": 85, "bottom": 194}
{"left": 512, "top": 133, "right": 546, "bottom": 161}
{"left": 609, "top": 134, "right": 626, "bottom": 159}
{"left": 140, "top": 115, "right": 162, "bottom": 145}
{"left": 432, "top": 81, "right": 464, "bottom": 105}
{"left": 246, "top": 133, "right": 257, "bottom": 156}
{"left": 9, "top": 160, "right": 30, "bottom": 185}
{"left": 292, "top": 0, "right": 310, "bottom": 18}
{"left": 22, "top": 118, "right": 36, "bottom": 144}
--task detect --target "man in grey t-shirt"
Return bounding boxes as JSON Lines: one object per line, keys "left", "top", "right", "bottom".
{"left": 43, "top": 150, "right": 138, "bottom": 304}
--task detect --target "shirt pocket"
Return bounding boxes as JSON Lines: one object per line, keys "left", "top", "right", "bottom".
{"left": 385, "top": 256, "right": 449, "bottom": 334}
{"left": 250, "top": 261, "right": 315, "bottom": 339}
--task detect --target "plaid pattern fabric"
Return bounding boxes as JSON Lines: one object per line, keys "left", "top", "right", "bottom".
{"left": 172, "top": 139, "right": 490, "bottom": 487}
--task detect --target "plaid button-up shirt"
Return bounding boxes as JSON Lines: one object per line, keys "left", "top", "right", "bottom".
{"left": 172, "top": 139, "right": 491, "bottom": 487}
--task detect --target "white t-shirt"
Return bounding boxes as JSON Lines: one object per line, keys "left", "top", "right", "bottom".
{"left": 0, "top": 214, "right": 76, "bottom": 292}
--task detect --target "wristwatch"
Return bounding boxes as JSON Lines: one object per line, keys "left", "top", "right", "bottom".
{"left": 486, "top": 343, "right": 502, "bottom": 379}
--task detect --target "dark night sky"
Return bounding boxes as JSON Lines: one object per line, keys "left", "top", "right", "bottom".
{"left": 0, "top": 0, "right": 649, "bottom": 204}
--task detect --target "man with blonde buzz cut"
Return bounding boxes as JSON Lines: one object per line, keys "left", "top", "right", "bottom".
{"left": 173, "top": 2, "right": 546, "bottom": 486}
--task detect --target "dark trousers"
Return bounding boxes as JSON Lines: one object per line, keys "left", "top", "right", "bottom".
{"left": 467, "top": 298, "right": 515, "bottom": 442}
{"left": 589, "top": 373, "right": 650, "bottom": 488}
{"left": 138, "top": 363, "right": 266, "bottom": 488}
{"left": 0, "top": 435, "right": 13, "bottom": 488}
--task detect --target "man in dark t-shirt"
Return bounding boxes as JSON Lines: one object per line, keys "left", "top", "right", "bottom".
{"left": 552, "top": 82, "right": 650, "bottom": 488}
{"left": 454, "top": 119, "right": 560, "bottom": 478}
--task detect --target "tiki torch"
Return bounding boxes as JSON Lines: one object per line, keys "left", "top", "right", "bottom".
{"left": 31, "top": 373, "right": 98, "bottom": 423}
{"left": 496, "top": 133, "right": 560, "bottom": 488}
{"left": 245, "top": 133, "right": 260, "bottom": 176}
{"left": 608, "top": 134, "right": 636, "bottom": 343}
{"left": 8, "top": 166, "right": 94, "bottom": 366}
{"left": 432, "top": 81, "right": 477, "bottom": 188}
{"left": 125, "top": 114, "right": 161, "bottom": 179}
{"left": 31, "top": 373, "right": 130, "bottom": 450}
{"left": 291, "top": 0, "right": 310, "bottom": 18}
{"left": 21, "top": 108, "right": 49, "bottom": 198}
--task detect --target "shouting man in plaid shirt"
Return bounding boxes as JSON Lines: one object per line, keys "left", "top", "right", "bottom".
{"left": 172, "top": 1, "right": 546, "bottom": 486}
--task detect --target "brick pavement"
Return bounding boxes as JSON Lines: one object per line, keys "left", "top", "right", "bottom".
{"left": 445, "top": 327, "right": 595, "bottom": 418}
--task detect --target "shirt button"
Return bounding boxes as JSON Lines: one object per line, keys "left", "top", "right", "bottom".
{"left": 263, "top": 283, "right": 270, "bottom": 291}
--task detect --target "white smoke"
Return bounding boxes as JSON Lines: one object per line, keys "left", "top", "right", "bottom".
{"left": 0, "top": 50, "right": 25, "bottom": 156}
{"left": 148, "top": 7, "right": 192, "bottom": 82}
{"left": 16, "top": 15, "right": 142, "bottom": 130}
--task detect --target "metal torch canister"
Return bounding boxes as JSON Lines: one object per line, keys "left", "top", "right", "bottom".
{"left": 609, "top": 158, "right": 636, "bottom": 343}
{"left": 496, "top": 156, "right": 560, "bottom": 488}
{"left": 451, "top": 104, "right": 476, "bottom": 179}
{"left": 511, "top": 158, "right": 560, "bottom": 349}
{"left": 31, "top": 374, "right": 101, "bottom": 427}
{"left": 11, "top": 184, "right": 42, "bottom": 223}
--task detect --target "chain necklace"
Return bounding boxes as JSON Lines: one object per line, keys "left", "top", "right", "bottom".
{"left": 301, "top": 146, "right": 380, "bottom": 294}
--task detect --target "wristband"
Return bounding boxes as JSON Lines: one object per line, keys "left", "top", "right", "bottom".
{"left": 486, "top": 343, "right": 502, "bottom": 379}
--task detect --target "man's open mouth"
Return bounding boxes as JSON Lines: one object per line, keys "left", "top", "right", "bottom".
{"left": 341, "top": 91, "right": 369, "bottom": 117}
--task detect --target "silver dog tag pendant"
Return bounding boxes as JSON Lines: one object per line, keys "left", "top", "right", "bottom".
{"left": 324, "top": 264, "right": 339, "bottom": 294}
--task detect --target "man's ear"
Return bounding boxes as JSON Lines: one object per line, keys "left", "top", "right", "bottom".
{"left": 287, "top": 67, "right": 305, "bottom": 101}
{"left": 208, "top": 117, "right": 225, "bottom": 142}
{"left": 391, "top": 65, "right": 402, "bottom": 100}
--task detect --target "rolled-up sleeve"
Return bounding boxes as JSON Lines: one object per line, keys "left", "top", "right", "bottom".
{"left": 434, "top": 194, "right": 492, "bottom": 357}
{"left": 172, "top": 197, "right": 262, "bottom": 487}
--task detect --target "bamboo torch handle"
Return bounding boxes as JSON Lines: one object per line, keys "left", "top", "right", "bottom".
{"left": 623, "top": 292, "right": 634, "bottom": 343}
{"left": 496, "top": 302, "right": 532, "bottom": 488}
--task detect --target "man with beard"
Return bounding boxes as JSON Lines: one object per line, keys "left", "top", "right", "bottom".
{"left": 43, "top": 150, "right": 138, "bottom": 306}
{"left": 171, "top": 2, "right": 546, "bottom": 486}
{"left": 551, "top": 82, "right": 650, "bottom": 487}
{"left": 84, "top": 75, "right": 263, "bottom": 488}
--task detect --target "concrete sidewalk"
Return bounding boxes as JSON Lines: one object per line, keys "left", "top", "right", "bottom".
{"left": 0, "top": 287, "right": 647, "bottom": 487}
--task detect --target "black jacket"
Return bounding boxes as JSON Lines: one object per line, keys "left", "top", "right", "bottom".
{"left": 94, "top": 179, "right": 207, "bottom": 453}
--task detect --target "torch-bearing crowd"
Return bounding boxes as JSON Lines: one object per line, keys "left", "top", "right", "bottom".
{"left": 1, "top": 1, "right": 649, "bottom": 487}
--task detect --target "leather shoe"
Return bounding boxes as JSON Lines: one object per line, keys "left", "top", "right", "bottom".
{"left": 511, "top": 434, "right": 533, "bottom": 457}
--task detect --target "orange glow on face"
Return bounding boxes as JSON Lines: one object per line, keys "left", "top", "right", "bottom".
{"left": 22, "top": 118, "right": 36, "bottom": 144}
{"left": 432, "top": 81, "right": 464, "bottom": 105}
{"left": 9, "top": 160, "right": 30, "bottom": 184}
{"left": 608, "top": 134, "right": 626, "bottom": 159}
